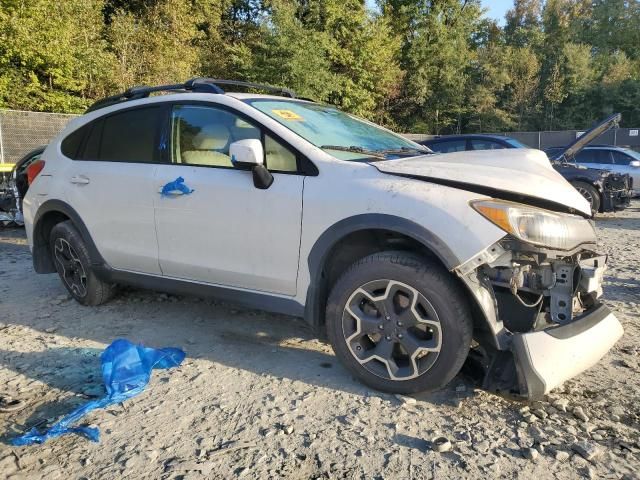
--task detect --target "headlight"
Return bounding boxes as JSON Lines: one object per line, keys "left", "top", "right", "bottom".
{"left": 471, "top": 199, "right": 596, "bottom": 250}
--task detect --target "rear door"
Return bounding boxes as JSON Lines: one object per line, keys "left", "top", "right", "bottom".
{"left": 62, "top": 106, "right": 164, "bottom": 274}
{"left": 153, "top": 103, "right": 304, "bottom": 295}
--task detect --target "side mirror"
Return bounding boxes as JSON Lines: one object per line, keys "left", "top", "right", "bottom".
{"left": 230, "top": 139, "right": 264, "bottom": 167}
{"left": 229, "top": 139, "right": 273, "bottom": 189}
{"left": 629, "top": 160, "right": 640, "bottom": 168}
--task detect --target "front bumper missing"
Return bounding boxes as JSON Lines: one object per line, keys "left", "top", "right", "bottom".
{"left": 511, "top": 303, "right": 623, "bottom": 399}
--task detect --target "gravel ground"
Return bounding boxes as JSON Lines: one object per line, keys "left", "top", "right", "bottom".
{"left": 0, "top": 202, "right": 639, "bottom": 479}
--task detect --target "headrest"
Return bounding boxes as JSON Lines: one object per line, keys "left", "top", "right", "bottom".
{"left": 192, "top": 124, "right": 230, "bottom": 150}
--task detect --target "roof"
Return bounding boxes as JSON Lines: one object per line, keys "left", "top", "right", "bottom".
{"left": 86, "top": 78, "right": 302, "bottom": 113}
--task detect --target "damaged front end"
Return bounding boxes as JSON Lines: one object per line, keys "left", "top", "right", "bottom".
{"left": 457, "top": 200, "right": 623, "bottom": 400}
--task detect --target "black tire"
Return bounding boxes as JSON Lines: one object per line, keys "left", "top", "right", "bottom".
{"left": 326, "top": 251, "right": 473, "bottom": 394}
{"left": 49, "top": 221, "right": 116, "bottom": 306}
{"left": 571, "top": 181, "right": 601, "bottom": 213}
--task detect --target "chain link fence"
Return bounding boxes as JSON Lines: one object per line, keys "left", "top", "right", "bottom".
{"left": 0, "top": 109, "right": 78, "bottom": 165}
{"left": 404, "top": 128, "right": 640, "bottom": 150}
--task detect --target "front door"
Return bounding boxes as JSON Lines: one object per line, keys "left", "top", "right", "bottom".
{"left": 153, "top": 104, "right": 304, "bottom": 295}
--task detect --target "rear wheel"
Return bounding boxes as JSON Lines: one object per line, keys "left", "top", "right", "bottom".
{"left": 571, "top": 181, "right": 601, "bottom": 213}
{"left": 326, "top": 252, "right": 473, "bottom": 394}
{"left": 49, "top": 221, "right": 116, "bottom": 306}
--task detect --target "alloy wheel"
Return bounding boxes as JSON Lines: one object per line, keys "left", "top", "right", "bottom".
{"left": 54, "top": 237, "right": 88, "bottom": 298}
{"left": 341, "top": 279, "right": 442, "bottom": 381}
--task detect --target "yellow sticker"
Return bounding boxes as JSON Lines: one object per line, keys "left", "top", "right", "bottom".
{"left": 272, "top": 109, "right": 304, "bottom": 121}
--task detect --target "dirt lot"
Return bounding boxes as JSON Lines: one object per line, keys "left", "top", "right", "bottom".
{"left": 0, "top": 203, "right": 639, "bottom": 480}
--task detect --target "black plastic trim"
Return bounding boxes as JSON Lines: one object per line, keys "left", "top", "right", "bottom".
{"left": 303, "top": 214, "right": 460, "bottom": 329}
{"left": 545, "top": 303, "right": 610, "bottom": 339}
{"left": 93, "top": 265, "right": 305, "bottom": 317}
{"left": 31, "top": 199, "right": 106, "bottom": 273}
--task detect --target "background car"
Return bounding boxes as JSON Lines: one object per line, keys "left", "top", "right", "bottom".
{"left": 420, "top": 116, "right": 633, "bottom": 214}
{"left": 420, "top": 134, "right": 528, "bottom": 153}
{"left": 0, "top": 146, "right": 45, "bottom": 226}
{"left": 546, "top": 145, "right": 640, "bottom": 188}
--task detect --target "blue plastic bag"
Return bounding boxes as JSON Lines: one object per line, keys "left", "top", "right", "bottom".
{"left": 11, "top": 339, "right": 185, "bottom": 446}
{"left": 161, "top": 176, "right": 194, "bottom": 196}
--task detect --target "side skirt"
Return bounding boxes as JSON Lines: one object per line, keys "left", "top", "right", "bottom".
{"left": 93, "top": 265, "right": 305, "bottom": 318}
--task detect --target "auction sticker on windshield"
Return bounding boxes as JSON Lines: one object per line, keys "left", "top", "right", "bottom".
{"left": 272, "top": 110, "right": 304, "bottom": 121}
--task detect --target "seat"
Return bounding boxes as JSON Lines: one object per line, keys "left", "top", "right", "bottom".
{"left": 181, "top": 124, "right": 233, "bottom": 167}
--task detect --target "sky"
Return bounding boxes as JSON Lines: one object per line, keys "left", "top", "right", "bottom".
{"left": 483, "top": 0, "right": 513, "bottom": 24}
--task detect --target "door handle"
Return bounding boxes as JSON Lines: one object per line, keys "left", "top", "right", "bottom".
{"left": 160, "top": 177, "right": 194, "bottom": 196}
{"left": 70, "top": 175, "right": 90, "bottom": 185}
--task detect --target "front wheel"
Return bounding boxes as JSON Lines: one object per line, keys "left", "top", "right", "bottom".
{"left": 325, "top": 252, "right": 473, "bottom": 394}
{"left": 571, "top": 181, "right": 601, "bottom": 213}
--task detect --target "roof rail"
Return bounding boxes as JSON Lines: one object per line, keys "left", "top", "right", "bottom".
{"left": 85, "top": 78, "right": 297, "bottom": 113}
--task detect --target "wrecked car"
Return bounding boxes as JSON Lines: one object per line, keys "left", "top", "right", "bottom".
{"left": 420, "top": 114, "right": 633, "bottom": 214}
{"left": 0, "top": 146, "right": 45, "bottom": 226}
{"left": 22, "top": 78, "right": 623, "bottom": 400}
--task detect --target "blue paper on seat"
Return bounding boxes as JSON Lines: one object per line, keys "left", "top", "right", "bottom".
{"left": 11, "top": 339, "right": 185, "bottom": 446}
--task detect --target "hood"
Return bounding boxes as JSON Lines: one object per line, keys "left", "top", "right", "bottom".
{"left": 549, "top": 113, "right": 621, "bottom": 162}
{"left": 553, "top": 163, "right": 608, "bottom": 182}
{"left": 374, "top": 148, "right": 592, "bottom": 216}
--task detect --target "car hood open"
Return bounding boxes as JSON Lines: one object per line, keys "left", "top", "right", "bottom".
{"left": 374, "top": 148, "right": 592, "bottom": 216}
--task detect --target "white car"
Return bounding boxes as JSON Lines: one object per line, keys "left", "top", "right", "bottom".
{"left": 23, "top": 78, "right": 623, "bottom": 399}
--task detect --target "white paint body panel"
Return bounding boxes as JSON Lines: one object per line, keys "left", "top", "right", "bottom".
{"left": 153, "top": 164, "right": 303, "bottom": 294}
{"left": 375, "top": 149, "right": 592, "bottom": 216}
{"left": 515, "top": 311, "right": 623, "bottom": 395}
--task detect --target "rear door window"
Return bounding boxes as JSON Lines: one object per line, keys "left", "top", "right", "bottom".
{"left": 99, "top": 107, "right": 161, "bottom": 162}
{"left": 429, "top": 140, "right": 467, "bottom": 153}
{"left": 469, "top": 139, "right": 507, "bottom": 150}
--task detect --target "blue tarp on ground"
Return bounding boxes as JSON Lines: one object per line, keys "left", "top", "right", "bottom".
{"left": 11, "top": 339, "right": 185, "bottom": 446}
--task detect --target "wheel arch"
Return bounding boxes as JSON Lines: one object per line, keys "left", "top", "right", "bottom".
{"left": 32, "top": 200, "right": 105, "bottom": 273}
{"left": 303, "top": 214, "right": 461, "bottom": 334}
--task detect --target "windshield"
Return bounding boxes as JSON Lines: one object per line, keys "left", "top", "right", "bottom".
{"left": 246, "top": 99, "right": 429, "bottom": 161}
{"left": 505, "top": 138, "right": 529, "bottom": 149}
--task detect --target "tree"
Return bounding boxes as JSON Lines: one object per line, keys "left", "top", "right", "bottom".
{"left": 0, "top": 0, "right": 114, "bottom": 112}
{"left": 504, "top": 0, "right": 544, "bottom": 49}
{"left": 107, "top": 0, "right": 201, "bottom": 90}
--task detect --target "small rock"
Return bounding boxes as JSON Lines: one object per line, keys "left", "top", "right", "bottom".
{"left": 591, "top": 434, "right": 603, "bottom": 441}
{"left": 555, "top": 450, "right": 571, "bottom": 462}
{"left": 395, "top": 394, "right": 416, "bottom": 405}
{"left": 44, "top": 326, "right": 57, "bottom": 333}
{"left": 552, "top": 398, "right": 569, "bottom": 413}
{"left": 473, "top": 440, "right": 491, "bottom": 454}
{"left": 0, "top": 456, "right": 17, "bottom": 475}
{"left": 523, "top": 448, "right": 539, "bottom": 461}
{"left": 432, "top": 437, "right": 452, "bottom": 453}
{"left": 610, "top": 414, "right": 621, "bottom": 422}
{"left": 573, "top": 406, "right": 589, "bottom": 422}
{"left": 283, "top": 425, "right": 294, "bottom": 435}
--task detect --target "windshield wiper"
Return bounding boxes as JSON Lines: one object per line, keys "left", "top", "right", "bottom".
{"left": 321, "top": 145, "right": 432, "bottom": 160}
{"left": 320, "top": 145, "right": 387, "bottom": 160}
{"left": 376, "top": 146, "right": 432, "bottom": 156}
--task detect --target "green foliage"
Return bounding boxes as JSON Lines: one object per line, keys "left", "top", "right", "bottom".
{"left": 0, "top": 0, "right": 639, "bottom": 132}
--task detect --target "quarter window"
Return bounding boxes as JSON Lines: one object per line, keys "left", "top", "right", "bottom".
{"left": 612, "top": 151, "right": 632, "bottom": 165}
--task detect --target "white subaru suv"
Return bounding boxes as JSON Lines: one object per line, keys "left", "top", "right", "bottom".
{"left": 23, "top": 78, "right": 623, "bottom": 400}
